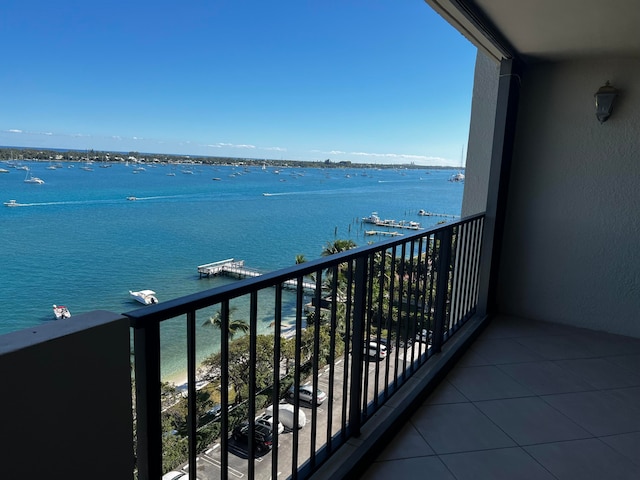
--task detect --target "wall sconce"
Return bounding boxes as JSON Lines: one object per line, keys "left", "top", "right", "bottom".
{"left": 594, "top": 81, "right": 618, "bottom": 123}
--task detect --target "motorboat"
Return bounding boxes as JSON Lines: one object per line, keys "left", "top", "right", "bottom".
{"left": 126, "top": 196, "right": 137, "bottom": 201}
{"left": 4, "top": 200, "right": 21, "bottom": 207}
{"left": 418, "top": 209, "right": 432, "bottom": 216}
{"left": 53, "top": 304, "right": 71, "bottom": 320}
{"left": 130, "top": 289, "right": 158, "bottom": 305}
{"left": 0, "top": 167, "right": 9, "bottom": 173}
{"left": 448, "top": 171, "right": 465, "bottom": 182}
{"left": 362, "top": 212, "right": 380, "bottom": 224}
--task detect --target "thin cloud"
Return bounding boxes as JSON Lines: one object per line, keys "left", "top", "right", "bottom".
{"left": 8, "top": 129, "right": 23, "bottom": 133}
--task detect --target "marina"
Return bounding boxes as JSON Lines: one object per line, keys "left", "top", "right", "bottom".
{"left": 362, "top": 212, "right": 421, "bottom": 230}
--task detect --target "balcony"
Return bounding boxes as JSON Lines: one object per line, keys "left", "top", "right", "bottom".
{"left": 358, "top": 315, "right": 640, "bottom": 480}
{"left": 3, "top": 210, "right": 639, "bottom": 479}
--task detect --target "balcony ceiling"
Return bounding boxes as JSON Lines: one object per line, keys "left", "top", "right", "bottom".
{"left": 425, "top": 0, "right": 640, "bottom": 62}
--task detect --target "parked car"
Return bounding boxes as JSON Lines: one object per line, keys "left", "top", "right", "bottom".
{"left": 415, "top": 329, "right": 433, "bottom": 344}
{"left": 162, "top": 472, "right": 191, "bottom": 480}
{"left": 232, "top": 421, "right": 274, "bottom": 453}
{"left": 287, "top": 384, "right": 328, "bottom": 405}
{"left": 265, "top": 403, "right": 307, "bottom": 430}
{"left": 378, "top": 337, "right": 394, "bottom": 352}
{"left": 363, "top": 341, "right": 388, "bottom": 359}
{"left": 162, "top": 470, "right": 201, "bottom": 480}
{"left": 255, "top": 413, "right": 285, "bottom": 434}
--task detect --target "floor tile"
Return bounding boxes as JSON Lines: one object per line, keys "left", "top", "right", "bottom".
{"left": 514, "top": 335, "right": 597, "bottom": 360}
{"left": 423, "top": 379, "right": 468, "bottom": 405}
{"left": 600, "top": 431, "right": 640, "bottom": 467}
{"left": 410, "top": 402, "right": 516, "bottom": 454}
{"left": 542, "top": 388, "right": 640, "bottom": 436}
{"left": 475, "top": 397, "right": 591, "bottom": 445}
{"left": 607, "top": 353, "right": 640, "bottom": 374}
{"left": 447, "top": 365, "right": 534, "bottom": 401}
{"left": 554, "top": 357, "right": 640, "bottom": 389}
{"left": 525, "top": 438, "right": 640, "bottom": 480}
{"left": 467, "top": 337, "right": 544, "bottom": 364}
{"left": 498, "top": 360, "right": 593, "bottom": 395}
{"left": 441, "top": 447, "right": 556, "bottom": 480}
{"left": 360, "top": 456, "right": 456, "bottom": 480}
{"left": 375, "top": 421, "right": 434, "bottom": 461}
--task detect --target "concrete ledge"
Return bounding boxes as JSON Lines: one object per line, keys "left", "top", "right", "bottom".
{"left": 310, "top": 314, "right": 491, "bottom": 480}
{"left": 0, "top": 310, "right": 134, "bottom": 479}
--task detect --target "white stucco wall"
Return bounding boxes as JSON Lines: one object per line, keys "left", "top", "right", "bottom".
{"left": 461, "top": 51, "right": 499, "bottom": 217}
{"left": 497, "top": 57, "right": 640, "bottom": 337}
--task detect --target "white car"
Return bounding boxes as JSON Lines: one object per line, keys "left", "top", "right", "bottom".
{"left": 162, "top": 472, "right": 186, "bottom": 480}
{"left": 288, "top": 384, "right": 328, "bottom": 405}
{"left": 256, "top": 413, "right": 285, "bottom": 434}
{"left": 415, "top": 329, "right": 433, "bottom": 344}
{"left": 364, "top": 341, "right": 387, "bottom": 359}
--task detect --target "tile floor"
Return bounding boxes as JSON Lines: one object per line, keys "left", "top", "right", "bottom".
{"left": 361, "top": 315, "right": 640, "bottom": 479}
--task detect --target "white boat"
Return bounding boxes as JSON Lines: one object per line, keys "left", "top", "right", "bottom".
{"left": 24, "top": 169, "right": 45, "bottom": 184}
{"left": 449, "top": 172, "right": 465, "bottom": 182}
{"left": 0, "top": 168, "right": 9, "bottom": 173}
{"left": 126, "top": 196, "right": 137, "bottom": 201}
{"left": 362, "top": 212, "right": 381, "bottom": 224}
{"left": 4, "top": 200, "right": 21, "bottom": 207}
{"left": 129, "top": 289, "right": 158, "bottom": 305}
{"left": 53, "top": 304, "right": 71, "bottom": 320}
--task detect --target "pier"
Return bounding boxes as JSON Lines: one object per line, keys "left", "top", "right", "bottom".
{"left": 365, "top": 230, "right": 403, "bottom": 237}
{"left": 417, "top": 209, "right": 459, "bottom": 218}
{"left": 198, "top": 258, "right": 315, "bottom": 292}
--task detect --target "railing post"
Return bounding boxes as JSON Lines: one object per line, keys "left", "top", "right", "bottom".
{"left": 432, "top": 229, "right": 452, "bottom": 353}
{"left": 349, "top": 256, "right": 367, "bottom": 436}
{"left": 133, "top": 321, "right": 162, "bottom": 480}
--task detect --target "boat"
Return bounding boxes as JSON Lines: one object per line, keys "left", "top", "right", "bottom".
{"left": 4, "top": 199, "right": 21, "bottom": 207}
{"left": 126, "top": 196, "right": 137, "bottom": 201}
{"left": 23, "top": 169, "right": 45, "bottom": 184}
{"left": 129, "top": 289, "right": 158, "bottom": 305}
{"left": 418, "top": 209, "right": 432, "bottom": 216}
{"left": 448, "top": 171, "right": 465, "bottom": 182}
{"left": 0, "top": 168, "right": 9, "bottom": 173}
{"left": 362, "top": 212, "right": 381, "bottom": 224}
{"left": 53, "top": 304, "right": 71, "bottom": 320}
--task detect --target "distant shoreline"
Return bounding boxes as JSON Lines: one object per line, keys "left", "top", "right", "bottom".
{"left": 0, "top": 145, "right": 462, "bottom": 171}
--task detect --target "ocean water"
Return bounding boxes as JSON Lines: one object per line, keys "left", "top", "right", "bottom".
{"left": 0, "top": 161, "right": 463, "bottom": 381}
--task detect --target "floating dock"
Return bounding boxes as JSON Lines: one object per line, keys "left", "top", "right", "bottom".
{"left": 198, "top": 258, "right": 315, "bottom": 292}
{"left": 417, "top": 210, "right": 459, "bottom": 218}
{"left": 365, "top": 230, "right": 404, "bottom": 237}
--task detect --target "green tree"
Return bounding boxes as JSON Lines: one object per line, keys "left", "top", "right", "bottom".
{"left": 321, "top": 239, "right": 357, "bottom": 256}
{"left": 201, "top": 306, "right": 249, "bottom": 339}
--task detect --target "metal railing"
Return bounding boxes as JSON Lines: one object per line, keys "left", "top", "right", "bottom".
{"left": 126, "top": 214, "right": 484, "bottom": 480}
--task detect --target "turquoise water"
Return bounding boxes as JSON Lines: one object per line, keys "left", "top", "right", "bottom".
{"left": 0, "top": 161, "right": 463, "bottom": 381}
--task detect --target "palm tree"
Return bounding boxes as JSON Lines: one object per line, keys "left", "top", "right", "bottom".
{"left": 295, "top": 254, "right": 306, "bottom": 264}
{"left": 202, "top": 306, "right": 249, "bottom": 339}
{"left": 321, "top": 239, "right": 357, "bottom": 256}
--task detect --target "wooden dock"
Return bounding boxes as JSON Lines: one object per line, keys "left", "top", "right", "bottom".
{"left": 365, "top": 230, "right": 404, "bottom": 237}
{"left": 198, "top": 258, "right": 315, "bottom": 292}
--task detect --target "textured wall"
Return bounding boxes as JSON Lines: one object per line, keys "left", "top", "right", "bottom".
{"left": 497, "top": 57, "right": 640, "bottom": 337}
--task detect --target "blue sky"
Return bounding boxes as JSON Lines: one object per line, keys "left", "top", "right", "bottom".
{"left": 1, "top": 1, "right": 477, "bottom": 166}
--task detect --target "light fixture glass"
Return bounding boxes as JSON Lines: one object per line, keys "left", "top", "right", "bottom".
{"left": 594, "top": 81, "right": 618, "bottom": 123}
